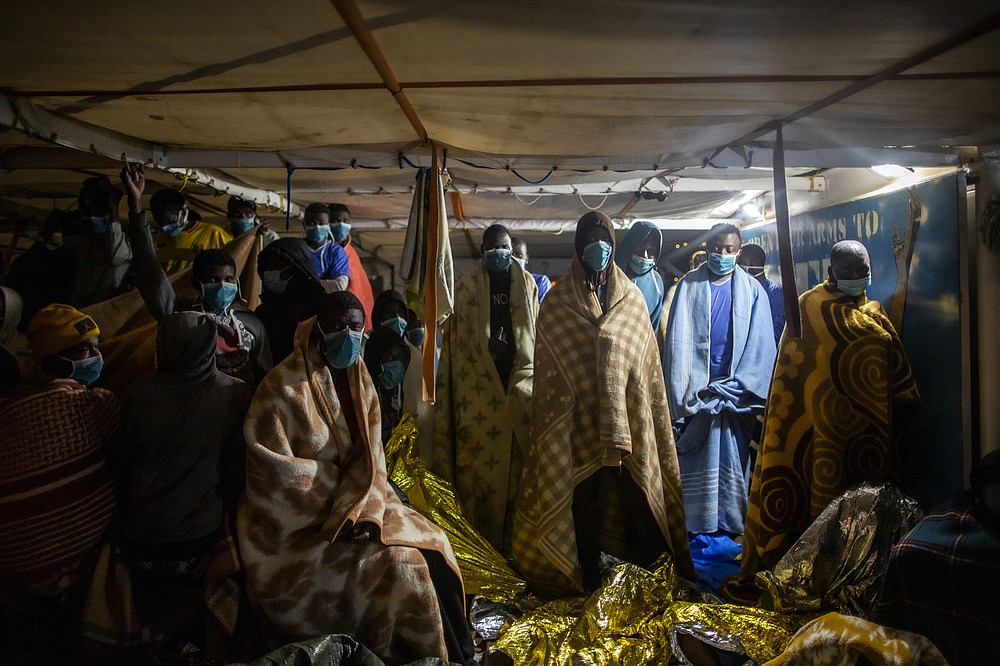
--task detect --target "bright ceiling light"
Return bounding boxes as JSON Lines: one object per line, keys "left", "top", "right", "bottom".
{"left": 742, "top": 202, "right": 762, "bottom": 218}
{"left": 870, "top": 164, "right": 913, "bottom": 179}
{"left": 712, "top": 190, "right": 762, "bottom": 216}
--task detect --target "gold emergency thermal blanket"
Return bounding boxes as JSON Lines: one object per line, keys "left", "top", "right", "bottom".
{"left": 763, "top": 612, "right": 947, "bottom": 666}
{"left": 384, "top": 412, "right": 526, "bottom": 603}
{"left": 495, "top": 557, "right": 813, "bottom": 665}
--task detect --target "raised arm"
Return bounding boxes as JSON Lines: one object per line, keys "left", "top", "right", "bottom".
{"left": 121, "top": 165, "right": 177, "bottom": 320}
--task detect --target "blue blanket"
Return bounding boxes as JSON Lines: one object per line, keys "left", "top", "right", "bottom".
{"left": 663, "top": 264, "right": 776, "bottom": 533}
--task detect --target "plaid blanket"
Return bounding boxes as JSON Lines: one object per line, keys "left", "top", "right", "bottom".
{"left": 878, "top": 494, "right": 1000, "bottom": 665}
{"left": 238, "top": 318, "right": 462, "bottom": 663}
{"left": 511, "top": 258, "right": 695, "bottom": 598}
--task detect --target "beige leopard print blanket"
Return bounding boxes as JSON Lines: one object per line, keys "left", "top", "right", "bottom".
{"left": 238, "top": 317, "right": 462, "bottom": 664}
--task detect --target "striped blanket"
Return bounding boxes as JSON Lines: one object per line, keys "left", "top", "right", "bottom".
{"left": 0, "top": 380, "right": 119, "bottom": 596}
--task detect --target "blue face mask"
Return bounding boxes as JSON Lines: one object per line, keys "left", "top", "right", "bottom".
{"left": 230, "top": 217, "right": 255, "bottom": 236}
{"left": 160, "top": 208, "right": 189, "bottom": 237}
{"left": 86, "top": 216, "right": 110, "bottom": 234}
{"left": 381, "top": 316, "right": 407, "bottom": 338}
{"left": 66, "top": 354, "right": 104, "bottom": 386}
{"left": 323, "top": 327, "right": 363, "bottom": 369}
{"left": 331, "top": 222, "right": 351, "bottom": 243}
{"left": 582, "top": 240, "right": 612, "bottom": 272}
{"left": 514, "top": 257, "right": 527, "bottom": 271}
{"left": 161, "top": 222, "right": 184, "bottom": 238}
{"left": 201, "top": 281, "right": 238, "bottom": 312}
{"left": 407, "top": 327, "right": 425, "bottom": 349}
{"left": 484, "top": 248, "right": 512, "bottom": 273}
{"left": 377, "top": 359, "right": 406, "bottom": 390}
{"left": 261, "top": 270, "right": 290, "bottom": 294}
{"left": 629, "top": 254, "right": 656, "bottom": 276}
{"left": 708, "top": 252, "right": 738, "bottom": 276}
{"left": 837, "top": 274, "right": 871, "bottom": 297}
{"left": 306, "top": 224, "right": 330, "bottom": 244}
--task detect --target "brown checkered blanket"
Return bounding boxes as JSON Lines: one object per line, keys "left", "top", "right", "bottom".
{"left": 511, "top": 258, "right": 695, "bottom": 598}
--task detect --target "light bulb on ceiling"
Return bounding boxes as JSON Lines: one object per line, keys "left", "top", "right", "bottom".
{"left": 870, "top": 164, "right": 913, "bottom": 179}
{"left": 742, "top": 202, "right": 762, "bottom": 219}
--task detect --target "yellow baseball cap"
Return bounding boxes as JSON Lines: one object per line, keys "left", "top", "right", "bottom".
{"left": 26, "top": 303, "right": 100, "bottom": 359}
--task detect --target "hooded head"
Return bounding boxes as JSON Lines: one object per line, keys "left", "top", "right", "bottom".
{"left": 575, "top": 211, "right": 616, "bottom": 287}
{"left": 363, "top": 324, "right": 410, "bottom": 382}
{"left": 372, "top": 289, "right": 408, "bottom": 331}
{"left": 615, "top": 220, "right": 662, "bottom": 276}
{"left": 257, "top": 238, "right": 324, "bottom": 300}
{"left": 156, "top": 312, "right": 218, "bottom": 376}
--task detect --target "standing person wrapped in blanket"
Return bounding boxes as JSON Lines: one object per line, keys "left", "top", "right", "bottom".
{"left": 725, "top": 240, "right": 918, "bottom": 602}
{"left": 328, "top": 203, "right": 375, "bottom": 332}
{"left": 431, "top": 224, "right": 538, "bottom": 556}
{"left": 238, "top": 291, "right": 474, "bottom": 665}
{"left": 363, "top": 324, "right": 410, "bottom": 445}
{"left": 512, "top": 212, "right": 695, "bottom": 598}
{"left": 663, "top": 223, "right": 776, "bottom": 537}
{"left": 255, "top": 238, "right": 326, "bottom": 364}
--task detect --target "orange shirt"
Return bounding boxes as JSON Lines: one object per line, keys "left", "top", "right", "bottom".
{"left": 343, "top": 239, "right": 374, "bottom": 332}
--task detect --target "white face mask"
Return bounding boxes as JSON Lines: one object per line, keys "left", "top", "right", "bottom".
{"left": 837, "top": 274, "right": 871, "bottom": 297}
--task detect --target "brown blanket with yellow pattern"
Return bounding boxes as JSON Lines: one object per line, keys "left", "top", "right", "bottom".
{"left": 237, "top": 317, "right": 462, "bottom": 664}
{"left": 511, "top": 258, "right": 694, "bottom": 598}
{"left": 728, "top": 282, "right": 919, "bottom": 601}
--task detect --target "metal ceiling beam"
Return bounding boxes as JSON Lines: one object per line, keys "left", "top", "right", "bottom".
{"left": 6, "top": 71, "right": 999, "bottom": 99}
{"left": 0, "top": 144, "right": 964, "bottom": 172}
